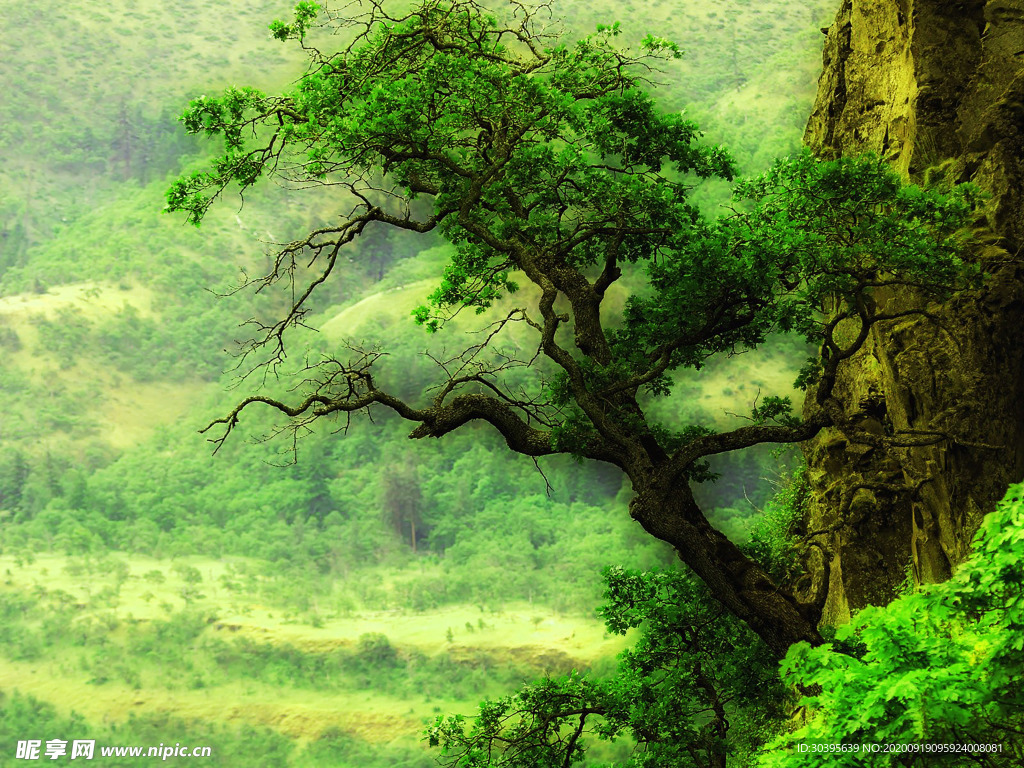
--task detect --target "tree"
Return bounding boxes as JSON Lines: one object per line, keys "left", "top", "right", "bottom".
{"left": 381, "top": 459, "right": 424, "bottom": 552}
{"left": 166, "top": 0, "right": 980, "bottom": 659}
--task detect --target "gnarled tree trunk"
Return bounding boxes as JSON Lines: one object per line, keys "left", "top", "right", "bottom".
{"left": 630, "top": 477, "right": 822, "bottom": 660}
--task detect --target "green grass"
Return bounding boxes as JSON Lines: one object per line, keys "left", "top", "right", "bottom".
{"left": 0, "top": 551, "right": 628, "bottom": 749}
{"left": 0, "top": 281, "right": 213, "bottom": 454}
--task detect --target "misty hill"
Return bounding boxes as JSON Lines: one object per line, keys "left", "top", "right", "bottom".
{"left": 0, "top": 0, "right": 838, "bottom": 764}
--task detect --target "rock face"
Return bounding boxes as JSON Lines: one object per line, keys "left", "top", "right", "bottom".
{"left": 799, "top": 0, "right": 1024, "bottom": 625}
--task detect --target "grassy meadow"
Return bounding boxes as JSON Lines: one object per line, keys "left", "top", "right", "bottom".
{"left": 0, "top": 550, "right": 630, "bottom": 765}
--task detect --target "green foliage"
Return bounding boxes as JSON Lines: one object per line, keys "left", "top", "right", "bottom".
{"left": 354, "top": 632, "right": 399, "bottom": 668}
{"left": 0, "top": 323, "right": 21, "bottom": 351}
{"left": 34, "top": 307, "right": 94, "bottom": 369}
{"left": 610, "top": 151, "right": 982, "bottom": 386}
{"left": 426, "top": 482, "right": 1024, "bottom": 768}
{"left": 167, "top": 0, "right": 737, "bottom": 327}
{"left": 0, "top": 414, "right": 670, "bottom": 611}
{"left": 737, "top": 152, "right": 983, "bottom": 300}
{"left": 166, "top": 2, "right": 981, "bottom": 486}
{"left": 762, "top": 484, "right": 1024, "bottom": 766}
{"left": 751, "top": 395, "right": 798, "bottom": 427}
{"left": 428, "top": 566, "right": 789, "bottom": 767}
{"left": 270, "top": 2, "right": 322, "bottom": 42}
{"left": 743, "top": 464, "right": 807, "bottom": 584}
{"left": 172, "top": 563, "right": 203, "bottom": 584}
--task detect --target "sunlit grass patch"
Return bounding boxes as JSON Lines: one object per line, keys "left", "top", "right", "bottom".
{"left": 0, "top": 552, "right": 628, "bottom": 748}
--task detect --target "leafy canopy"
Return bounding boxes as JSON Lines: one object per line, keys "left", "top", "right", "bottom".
{"left": 166, "top": 0, "right": 983, "bottom": 661}
{"left": 166, "top": 0, "right": 980, "bottom": 475}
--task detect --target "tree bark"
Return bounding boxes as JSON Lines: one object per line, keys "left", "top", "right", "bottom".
{"left": 629, "top": 477, "right": 822, "bottom": 660}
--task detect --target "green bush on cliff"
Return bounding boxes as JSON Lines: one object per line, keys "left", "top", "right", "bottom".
{"left": 761, "top": 484, "right": 1024, "bottom": 766}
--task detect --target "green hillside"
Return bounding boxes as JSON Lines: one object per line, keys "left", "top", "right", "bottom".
{"left": 0, "top": 0, "right": 839, "bottom": 764}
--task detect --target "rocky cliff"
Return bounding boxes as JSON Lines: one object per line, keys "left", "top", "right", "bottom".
{"left": 798, "top": 0, "right": 1024, "bottom": 625}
